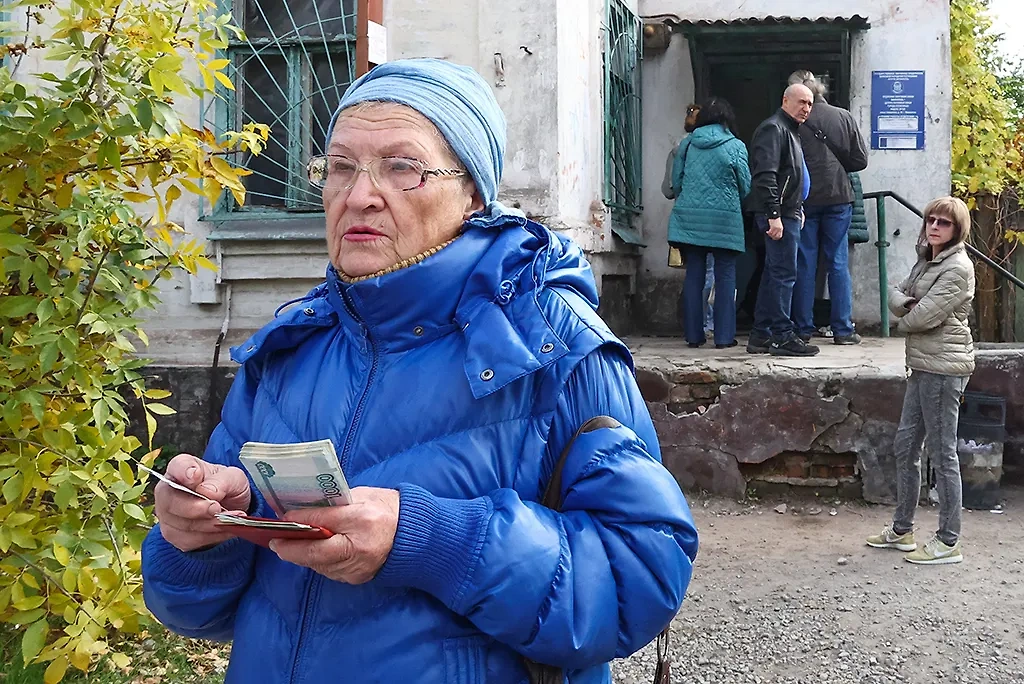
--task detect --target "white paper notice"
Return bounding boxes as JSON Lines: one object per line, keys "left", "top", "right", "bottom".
{"left": 368, "top": 21, "right": 387, "bottom": 66}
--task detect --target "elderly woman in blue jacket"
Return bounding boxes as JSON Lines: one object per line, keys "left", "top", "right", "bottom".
{"left": 669, "top": 97, "right": 752, "bottom": 349}
{"left": 141, "top": 59, "right": 698, "bottom": 684}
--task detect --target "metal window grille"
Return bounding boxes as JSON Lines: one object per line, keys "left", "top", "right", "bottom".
{"left": 204, "top": 0, "right": 358, "bottom": 215}
{"left": 603, "top": 0, "right": 642, "bottom": 227}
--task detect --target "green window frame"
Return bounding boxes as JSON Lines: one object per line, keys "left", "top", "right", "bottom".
{"left": 204, "top": 0, "right": 357, "bottom": 220}
{"left": 603, "top": 0, "right": 643, "bottom": 242}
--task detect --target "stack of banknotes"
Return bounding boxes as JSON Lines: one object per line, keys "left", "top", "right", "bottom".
{"left": 237, "top": 439, "right": 352, "bottom": 515}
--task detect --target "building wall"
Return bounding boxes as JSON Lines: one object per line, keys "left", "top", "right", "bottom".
{"left": 638, "top": 0, "right": 953, "bottom": 332}
{"left": 139, "top": 0, "right": 628, "bottom": 365}
{"left": 130, "top": 0, "right": 951, "bottom": 365}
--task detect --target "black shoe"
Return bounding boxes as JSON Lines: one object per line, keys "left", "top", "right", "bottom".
{"left": 746, "top": 335, "right": 771, "bottom": 354}
{"left": 833, "top": 333, "right": 862, "bottom": 345}
{"left": 769, "top": 336, "right": 821, "bottom": 357}
{"left": 798, "top": 334, "right": 812, "bottom": 343}
{"left": 688, "top": 340, "right": 706, "bottom": 349}
{"left": 716, "top": 340, "right": 739, "bottom": 350}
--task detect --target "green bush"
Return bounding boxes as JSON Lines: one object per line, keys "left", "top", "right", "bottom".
{"left": 0, "top": 0, "right": 266, "bottom": 681}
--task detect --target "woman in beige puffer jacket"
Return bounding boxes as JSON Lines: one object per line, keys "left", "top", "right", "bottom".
{"left": 866, "top": 196, "right": 975, "bottom": 566}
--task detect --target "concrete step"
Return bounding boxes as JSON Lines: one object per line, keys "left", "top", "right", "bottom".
{"left": 627, "top": 336, "right": 1024, "bottom": 502}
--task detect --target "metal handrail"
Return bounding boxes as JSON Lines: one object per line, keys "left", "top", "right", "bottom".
{"left": 863, "top": 190, "right": 1024, "bottom": 336}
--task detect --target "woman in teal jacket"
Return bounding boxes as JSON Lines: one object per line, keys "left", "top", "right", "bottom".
{"left": 141, "top": 59, "right": 697, "bottom": 684}
{"left": 670, "top": 97, "right": 752, "bottom": 348}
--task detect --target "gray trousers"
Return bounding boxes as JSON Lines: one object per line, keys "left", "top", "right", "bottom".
{"left": 892, "top": 370, "right": 970, "bottom": 546}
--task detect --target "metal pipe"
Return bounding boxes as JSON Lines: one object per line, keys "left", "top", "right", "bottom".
{"left": 863, "top": 190, "right": 1024, "bottom": 291}
{"left": 207, "top": 284, "right": 232, "bottom": 445}
{"left": 875, "top": 197, "right": 889, "bottom": 337}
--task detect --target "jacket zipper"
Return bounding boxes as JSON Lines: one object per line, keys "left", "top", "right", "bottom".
{"left": 337, "top": 286, "right": 379, "bottom": 475}
{"left": 287, "top": 573, "right": 321, "bottom": 684}
{"left": 288, "top": 282, "right": 379, "bottom": 684}
{"left": 780, "top": 175, "right": 791, "bottom": 201}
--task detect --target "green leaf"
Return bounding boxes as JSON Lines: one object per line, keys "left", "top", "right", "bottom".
{"left": 150, "top": 100, "right": 181, "bottom": 136}
{"left": 39, "top": 342, "right": 60, "bottom": 375}
{"left": 97, "top": 138, "right": 121, "bottom": 171}
{"left": 0, "top": 233, "right": 29, "bottom": 250}
{"left": 21, "top": 619, "right": 48, "bottom": 665}
{"left": 145, "top": 402, "right": 176, "bottom": 416}
{"left": 122, "top": 503, "right": 146, "bottom": 521}
{"left": 135, "top": 98, "right": 154, "bottom": 130}
{"left": 13, "top": 595, "right": 46, "bottom": 611}
{"left": 8, "top": 608, "right": 46, "bottom": 625}
{"left": 0, "top": 295, "right": 37, "bottom": 318}
{"left": 53, "top": 543, "right": 70, "bottom": 566}
{"left": 2, "top": 472, "right": 24, "bottom": 504}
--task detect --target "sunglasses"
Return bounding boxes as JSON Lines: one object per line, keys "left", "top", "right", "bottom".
{"left": 926, "top": 216, "right": 954, "bottom": 229}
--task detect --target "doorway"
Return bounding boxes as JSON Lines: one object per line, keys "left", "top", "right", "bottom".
{"left": 678, "top": 17, "right": 866, "bottom": 330}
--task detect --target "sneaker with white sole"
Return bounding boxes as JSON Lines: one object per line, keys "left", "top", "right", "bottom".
{"left": 905, "top": 536, "right": 962, "bottom": 565}
{"left": 865, "top": 524, "right": 917, "bottom": 552}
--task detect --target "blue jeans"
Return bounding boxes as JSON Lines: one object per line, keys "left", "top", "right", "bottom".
{"left": 683, "top": 246, "right": 737, "bottom": 346}
{"left": 793, "top": 203, "right": 855, "bottom": 337}
{"left": 752, "top": 214, "right": 801, "bottom": 342}
{"left": 703, "top": 253, "right": 715, "bottom": 332}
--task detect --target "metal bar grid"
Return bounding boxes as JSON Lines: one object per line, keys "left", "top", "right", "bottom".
{"left": 603, "top": 0, "right": 643, "bottom": 227}
{"left": 201, "top": 0, "right": 357, "bottom": 219}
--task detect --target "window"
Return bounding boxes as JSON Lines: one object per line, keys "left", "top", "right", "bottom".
{"left": 603, "top": 0, "right": 643, "bottom": 241}
{"left": 208, "top": 0, "right": 357, "bottom": 216}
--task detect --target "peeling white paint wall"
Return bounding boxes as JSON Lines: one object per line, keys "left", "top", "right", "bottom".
{"left": 138, "top": 0, "right": 953, "bottom": 364}
{"left": 142, "top": 0, "right": 619, "bottom": 364}
{"left": 639, "top": 0, "right": 953, "bottom": 327}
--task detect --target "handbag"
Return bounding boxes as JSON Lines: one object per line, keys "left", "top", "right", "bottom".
{"left": 523, "top": 416, "right": 672, "bottom": 684}
{"left": 667, "top": 141, "right": 691, "bottom": 269}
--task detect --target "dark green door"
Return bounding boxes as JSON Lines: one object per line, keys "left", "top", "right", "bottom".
{"left": 702, "top": 58, "right": 842, "bottom": 326}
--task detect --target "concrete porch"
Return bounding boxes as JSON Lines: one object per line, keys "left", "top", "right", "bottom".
{"left": 627, "top": 336, "right": 1024, "bottom": 503}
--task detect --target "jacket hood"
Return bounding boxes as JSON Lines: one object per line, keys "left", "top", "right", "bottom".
{"left": 231, "top": 212, "right": 598, "bottom": 399}
{"left": 687, "top": 124, "right": 735, "bottom": 149}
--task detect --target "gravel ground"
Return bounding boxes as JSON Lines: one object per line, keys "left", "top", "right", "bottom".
{"left": 613, "top": 487, "right": 1024, "bottom": 684}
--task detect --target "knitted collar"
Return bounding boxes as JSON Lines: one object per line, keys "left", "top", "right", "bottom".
{"left": 337, "top": 236, "right": 461, "bottom": 284}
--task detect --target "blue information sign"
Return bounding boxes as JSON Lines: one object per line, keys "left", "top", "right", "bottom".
{"left": 871, "top": 70, "right": 926, "bottom": 150}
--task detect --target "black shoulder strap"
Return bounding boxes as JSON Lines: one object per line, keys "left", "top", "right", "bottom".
{"left": 525, "top": 415, "right": 672, "bottom": 684}
{"left": 541, "top": 416, "right": 622, "bottom": 511}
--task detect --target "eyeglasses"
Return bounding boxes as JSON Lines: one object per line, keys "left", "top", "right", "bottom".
{"left": 927, "top": 216, "right": 954, "bottom": 229}
{"left": 307, "top": 154, "right": 467, "bottom": 192}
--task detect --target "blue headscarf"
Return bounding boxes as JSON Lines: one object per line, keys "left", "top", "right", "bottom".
{"left": 327, "top": 58, "right": 510, "bottom": 215}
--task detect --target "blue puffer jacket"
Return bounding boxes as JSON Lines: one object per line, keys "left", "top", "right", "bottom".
{"left": 668, "top": 124, "right": 751, "bottom": 253}
{"left": 141, "top": 212, "right": 699, "bottom": 684}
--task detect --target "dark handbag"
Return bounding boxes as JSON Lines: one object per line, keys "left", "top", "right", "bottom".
{"left": 523, "top": 416, "right": 672, "bottom": 684}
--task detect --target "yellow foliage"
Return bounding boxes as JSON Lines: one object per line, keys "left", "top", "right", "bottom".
{"left": 951, "top": 0, "right": 1024, "bottom": 202}
{"left": 0, "top": 0, "right": 268, "bottom": 681}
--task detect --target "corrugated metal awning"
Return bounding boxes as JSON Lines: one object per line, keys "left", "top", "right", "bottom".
{"left": 647, "top": 15, "right": 870, "bottom": 31}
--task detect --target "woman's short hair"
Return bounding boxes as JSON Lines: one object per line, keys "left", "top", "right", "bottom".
{"left": 693, "top": 97, "right": 738, "bottom": 137}
{"left": 920, "top": 196, "right": 972, "bottom": 247}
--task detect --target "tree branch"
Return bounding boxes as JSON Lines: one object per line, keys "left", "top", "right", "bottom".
{"left": 74, "top": 245, "right": 112, "bottom": 328}
{"left": 85, "top": 3, "right": 124, "bottom": 103}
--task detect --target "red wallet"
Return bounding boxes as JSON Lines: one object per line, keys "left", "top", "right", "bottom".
{"left": 214, "top": 513, "right": 333, "bottom": 548}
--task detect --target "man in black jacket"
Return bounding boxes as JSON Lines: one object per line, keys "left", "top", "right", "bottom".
{"left": 746, "top": 83, "right": 819, "bottom": 357}
{"left": 788, "top": 71, "right": 869, "bottom": 346}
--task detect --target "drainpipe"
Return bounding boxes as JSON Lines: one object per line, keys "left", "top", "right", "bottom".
{"left": 207, "top": 284, "right": 232, "bottom": 443}
{"left": 875, "top": 198, "right": 889, "bottom": 337}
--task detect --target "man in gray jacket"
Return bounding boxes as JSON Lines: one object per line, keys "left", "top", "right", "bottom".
{"left": 788, "top": 71, "right": 869, "bottom": 346}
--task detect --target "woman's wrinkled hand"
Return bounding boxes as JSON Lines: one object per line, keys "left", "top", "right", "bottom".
{"left": 155, "top": 454, "right": 253, "bottom": 552}
{"left": 270, "top": 487, "right": 400, "bottom": 584}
